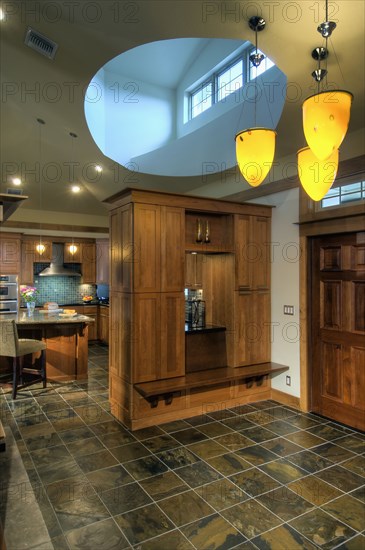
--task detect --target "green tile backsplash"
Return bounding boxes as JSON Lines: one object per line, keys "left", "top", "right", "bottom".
{"left": 20, "top": 263, "right": 97, "bottom": 306}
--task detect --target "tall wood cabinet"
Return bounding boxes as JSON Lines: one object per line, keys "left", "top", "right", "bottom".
{"left": 106, "top": 189, "right": 272, "bottom": 429}
{"left": 0, "top": 232, "right": 21, "bottom": 274}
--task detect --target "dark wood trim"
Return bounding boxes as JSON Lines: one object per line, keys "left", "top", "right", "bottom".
{"left": 1, "top": 221, "right": 109, "bottom": 234}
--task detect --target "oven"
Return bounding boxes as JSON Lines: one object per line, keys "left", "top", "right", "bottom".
{"left": 0, "top": 274, "right": 18, "bottom": 314}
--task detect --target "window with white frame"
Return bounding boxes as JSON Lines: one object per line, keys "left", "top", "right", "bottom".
{"left": 321, "top": 181, "right": 365, "bottom": 209}
{"left": 188, "top": 47, "right": 275, "bottom": 120}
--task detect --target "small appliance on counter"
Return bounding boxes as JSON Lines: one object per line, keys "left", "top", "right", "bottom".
{"left": 185, "top": 288, "right": 205, "bottom": 328}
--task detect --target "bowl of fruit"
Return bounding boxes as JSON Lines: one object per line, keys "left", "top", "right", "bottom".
{"left": 82, "top": 295, "right": 94, "bottom": 303}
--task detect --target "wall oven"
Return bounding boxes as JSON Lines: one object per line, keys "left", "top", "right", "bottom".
{"left": 0, "top": 274, "right": 18, "bottom": 314}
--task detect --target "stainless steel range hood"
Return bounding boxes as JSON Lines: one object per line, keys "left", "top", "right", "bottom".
{"left": 39, "top": 243, "right": 81, "bottom": 277}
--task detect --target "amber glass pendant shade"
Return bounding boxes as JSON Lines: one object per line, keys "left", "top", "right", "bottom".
{"left": 236, "top": 128, "right": 276, "bottom": 187}
{"left": 297, "top": 146, "right": 339, "bottom": 201}
{"left": 302, "top": 90, "right": 352, "bottom": 161}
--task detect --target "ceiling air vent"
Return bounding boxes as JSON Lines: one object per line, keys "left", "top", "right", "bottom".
{"left": 24, "top": 27, "right": 58, "bottom": 60}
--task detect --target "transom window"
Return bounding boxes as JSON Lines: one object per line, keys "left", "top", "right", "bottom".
{"left": 321, "top": 181, "right": 365, "bottom": 209}
{"left": 189, "top": 48, "right": 275, "bottom": 120}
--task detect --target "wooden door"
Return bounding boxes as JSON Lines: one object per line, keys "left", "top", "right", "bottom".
{"left": 160, "top": 292, "right": 185, "bottom": 379}
{"left": 81, "top": 243, "right": 96, "bottom": 283}
{"left": 311, "top": 232, "right": 365, "bottom": 430}
{"left": 160, "top": 206, "right": 184, "bottom": 292}
{"left": 133, "top": 204, "right": 161, "bottom": 292}
{"left": 234, "top": 290, "right": 270, "bottom": 367}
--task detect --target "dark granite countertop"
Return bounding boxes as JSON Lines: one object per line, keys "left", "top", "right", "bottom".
{"left": 185, "top": 324, "right": 226, "bottom": 334}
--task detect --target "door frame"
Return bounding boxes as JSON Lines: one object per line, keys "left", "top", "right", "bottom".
{"left": 299, "top": 214, "right": 365, "bottom": 413}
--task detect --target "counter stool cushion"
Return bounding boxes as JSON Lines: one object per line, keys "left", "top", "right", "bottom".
{"left": 0, "top": 320, "right": 47, "bottom": 399}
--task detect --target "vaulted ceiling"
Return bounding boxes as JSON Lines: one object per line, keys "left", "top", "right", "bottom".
{"left": 1, "top": 0, "right": 364, "bottom": 221}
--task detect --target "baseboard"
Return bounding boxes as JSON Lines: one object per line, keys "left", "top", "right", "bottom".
{"left": 271, "top": 388, "right": 301, "bottom": 410}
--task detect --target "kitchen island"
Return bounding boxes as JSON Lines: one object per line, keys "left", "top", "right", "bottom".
{"left": 0, "top": 311, "right": 95, "bottom": 382}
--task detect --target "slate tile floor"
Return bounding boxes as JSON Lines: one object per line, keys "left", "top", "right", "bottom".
{"left": 0, "top": 343, "right": 364, "bottom": 550}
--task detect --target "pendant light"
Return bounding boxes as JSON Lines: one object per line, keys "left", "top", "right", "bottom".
{"left": 302, "top": 0, "right": 353, "bottom": 161}
{"left": 235, "top": 16, "right": 276, "bottom": 187}
{"left": 36, "top": 118, "right": 46, "bottom": 256}
{"left": 297, "top": 146, "right": 339, "bottom": 202}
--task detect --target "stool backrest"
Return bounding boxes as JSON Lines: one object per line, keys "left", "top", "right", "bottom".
{"left": 0, "top": 320, "right": 19, "bottom": 357}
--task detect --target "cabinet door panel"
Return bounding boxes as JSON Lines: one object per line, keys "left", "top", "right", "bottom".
{"left": 251, "top": 216, "right": 270, "bottom": 290}
{"left": 0, "top": 235, "right": 20, "bottom": 274}
{"left": 133, "top": 294, "right": 160, "bottom": 382}
{"left": 110, "top": 206, "right": 132, "bottom": 291}
{"left": 134, "top": 204, "right": 161, "bottom": 292}
{"left": 161, "top": 206, "right": 184, "bottom": 292}
{"left": 235, "top": 214, "right": 251, "bottom": 289}
{"left": 81, "top": 243, "right": 96, "bottom": 284}
{"left": 160, "top": 292, "right": 185, "bottom": 378}
{"left": 96, "top": 239, "right": 109, "bottom": 284}
{"left": 234, "top": 291, "right": 270, "bottom": 366}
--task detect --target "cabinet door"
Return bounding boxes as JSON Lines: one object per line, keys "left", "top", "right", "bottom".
{"left": 34, "top": 240, "right": 52, "bottom": 262}
{"left": 21, "top": 241, "right": 35, "bottom": 284}
{"left": 96, "top": 239, "right": 109, "bottom": 284}
{"left": 110, "top": 205, "right": 132, "bottom": 291}
{"left": 133, "top": 293, "right": 160, "bottom": 382}
{"left": 81, "top": 243, "right": 96, "bottom": 284}
{"left": 64, "top": 242, "right": 82, "bottom": 263}
{"left": 98, "top": 306, "right": 109, "bottom": 344}
{"left": 250, "top": 216, "right": 270, "bottom": 290}
{"left": 234, "top": 291, "right": 270, "bottom": 366}
{"left": 235, "top": 214, "right": 251, "bottom": 290}
{"left": 161, "top": 206, "right": 184, "bottom": 292}
{"left": 133, "top": 204, "right": 161, "bottom": 292}
{"left": 160, "top": 292, "right": 185, "bottom": 378}
{"left": 0, "top": 234, "right": 20, "bottom": 274}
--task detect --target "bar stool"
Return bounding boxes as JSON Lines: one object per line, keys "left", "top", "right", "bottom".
{"left": 0, "top": 320, "right": 47, "bottom": 399}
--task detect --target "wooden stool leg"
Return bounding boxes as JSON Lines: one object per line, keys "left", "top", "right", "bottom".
{"left": 41, "top": 350, "right": 47, "bottom": 388}
{"left": 12, "top": 357, "right": 20, "bottom": 400}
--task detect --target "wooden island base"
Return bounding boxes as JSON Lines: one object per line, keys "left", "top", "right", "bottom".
{"left": 0, "top": 313, "right": 93, "bottom": 384}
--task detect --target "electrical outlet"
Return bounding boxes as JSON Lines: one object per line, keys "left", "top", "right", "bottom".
{"left": 283, "top": 305, "right": 295, "bottom": 315}
{"left": 286, "top": 375, "right": 291, "bottom": 386}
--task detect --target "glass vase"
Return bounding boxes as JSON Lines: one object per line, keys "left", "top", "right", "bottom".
{"left": 26, "top": 302, "right": 36, "bottom": 316}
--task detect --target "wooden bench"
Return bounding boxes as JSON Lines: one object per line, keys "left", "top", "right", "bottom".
{"left": 135, "top": 362, "right": 289, "bottom": 408}
{"left": 0, "top": 420, "right": 5, "bottom": 452}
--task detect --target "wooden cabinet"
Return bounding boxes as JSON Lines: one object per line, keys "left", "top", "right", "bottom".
{"left": 185, "top": 253, "right": 203, "bottom": 288}
{"left": 98, "top": 305, "right": 109, "bottom": 344}
{"left": 96, "top": 239, "right": 109, "bottom": 284}
{"left": 161, "top": 206, "right": 185, "bottom": 292}
{"left": 235, "top": 214, "right": 270, "bottom": 290}
{"left": 133, "top": 204, "right": 161, "bottom": 292}
{"left": 81, "top": 243, "right": 96, "bottom": 284}
{"left": 21, "top": 239, "right": 52, "bottom": 284}
{"left": 234, "top": 291, "right": 270, "bottom": 366}
{"left": 0, "top": 233, "right": 21, "bottom": 274}
{"left": 64, "top": 242, "right": 82, "bottom": 263}
{"left": 74, "top": 305, "right": 98, "bottom": 340}
{"left": 110, "top": 204, "right": 132, "bottom": 292}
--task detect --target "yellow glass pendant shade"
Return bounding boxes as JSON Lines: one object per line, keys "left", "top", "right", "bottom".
{"left": 303, "top": 90, "right": 352, "bottom": 161}
{"left": 236, "top": 128, "right": 276, "bottom": 187}
{"left": 297, "top": 146, "right": 339, "bottom": 201}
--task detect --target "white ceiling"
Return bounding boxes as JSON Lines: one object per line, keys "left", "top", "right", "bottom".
{"left": 0, "top": 0, "right": 364, "bottom": 220}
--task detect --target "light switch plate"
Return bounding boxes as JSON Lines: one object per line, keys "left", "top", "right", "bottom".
{"left": 283, "top": 305, "right": 295, "bottom": 315}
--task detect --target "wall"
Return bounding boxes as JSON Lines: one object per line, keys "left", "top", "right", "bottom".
{"left": 250, "top": 188, "right": 300, "bottom": 398}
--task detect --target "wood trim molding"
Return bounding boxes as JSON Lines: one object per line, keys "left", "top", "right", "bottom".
{"left": 1, "top": 221, "right": 109, "bottom": 234}
{"left": 271, "top": 389, "right": 301, "bottom": 411}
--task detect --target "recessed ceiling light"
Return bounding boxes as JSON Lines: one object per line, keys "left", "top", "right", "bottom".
{"left": 71, "top": 185, "right": 81, "bottom": 193}
{"left": 12, "top": 177, "right": 22, "bottom": 185}
{"left": 95, "top": 165, "right": 102, "bottom": 173}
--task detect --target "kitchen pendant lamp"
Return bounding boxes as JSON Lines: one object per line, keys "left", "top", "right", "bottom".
{"left": 302, "top": 0, "right": 353, "bottom": 161}
{"left": 297, "top": 146, "right": 339, "bottom": 201}
{"left": 236, "top": 128, "right": 276, "bottom": 187}
{"left": 303, "top": 90, "right": 353, "bottom": 161}
{"left": 236, "top": 16, "right": 276, "bottom": 187}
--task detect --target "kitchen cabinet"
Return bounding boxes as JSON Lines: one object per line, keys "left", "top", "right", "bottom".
{"left": 81, "top": 243, "right": 96, "bottom": 284}
{"left": 98, "top": 305, "right": 109, "bottom": 344}
{"left": 0, "top": 233, "right": 21, "bottom": 274}
{"left": 96, "top": 239, "right": 109, "bottom": 284}
{"left": 185, "top": 253, "right": 203, "bottom": 288}
{"left": 21, "top": 239, "right": 52, "bottom": 284}
{"left": 234, "top": 290, "right": 270, "bottom": 366}
{"left": 74, "top": 305, "right": 98, "bottom": 340}
{"left": 64, "top": 242, "right": 82, "bottom": 263}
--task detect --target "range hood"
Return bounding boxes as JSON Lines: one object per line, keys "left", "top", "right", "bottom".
{"left": 39, "top": 243, "right": 81, "bottom": 277}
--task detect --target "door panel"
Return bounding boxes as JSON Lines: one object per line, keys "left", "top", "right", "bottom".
{"left": 311, "top": 232, "right": 365, "bottom": 430}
